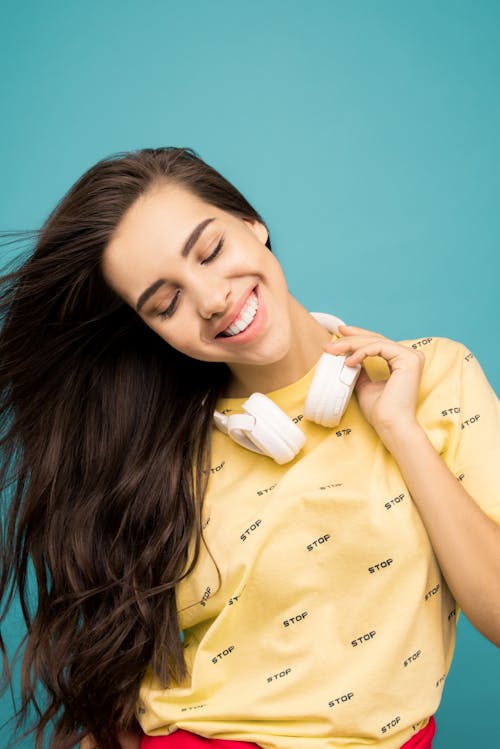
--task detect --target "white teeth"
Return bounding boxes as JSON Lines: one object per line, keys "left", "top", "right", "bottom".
{"left": 221, "top": 292, "right": 258, "bottom": 337}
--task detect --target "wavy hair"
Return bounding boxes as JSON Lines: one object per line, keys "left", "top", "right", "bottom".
{"left": 0, "top": 147, "right": 272, "bottom": 748}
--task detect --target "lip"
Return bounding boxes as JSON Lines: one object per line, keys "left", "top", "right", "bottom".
{"left": 214, "top": 287, "right": 258, "bottom": 338}
{"left": 215, "top": 285, "right": 266, "bottom": 345}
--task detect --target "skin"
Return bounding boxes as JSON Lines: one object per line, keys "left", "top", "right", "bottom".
{"left": 91, "top": 183, "right": 500, "bottom": 747}
{"left": 103, "top": 181, "right": 333, "bottom": 397}
{"left": 325, "top": 329, "right": 500, "bottom": 649}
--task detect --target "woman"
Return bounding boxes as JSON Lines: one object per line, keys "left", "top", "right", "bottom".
{"left": 0, "top": 147, "right": 498, "bottom": 749}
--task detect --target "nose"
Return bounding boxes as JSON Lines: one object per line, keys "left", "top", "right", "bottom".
{"left": 195, "top": 276, "right": 231, "bottom": 320}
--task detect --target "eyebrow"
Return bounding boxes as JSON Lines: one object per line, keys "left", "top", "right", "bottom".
{"left": 135, "top": 217, "right": 216, "bottom": 312}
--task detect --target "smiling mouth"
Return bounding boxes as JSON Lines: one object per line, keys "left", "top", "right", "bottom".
{"left": 218, "top": 291, "right": 259, "bottom": 337}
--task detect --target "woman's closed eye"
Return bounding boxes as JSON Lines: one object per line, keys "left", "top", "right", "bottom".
{"left": 157, "top": 237, "right": 225, "bottom": 320}
{"left": 158, "top": 289, "right": 180, "bottom": 320}
{"left": 200, "top": 236, "right": 224, "bottom": 265}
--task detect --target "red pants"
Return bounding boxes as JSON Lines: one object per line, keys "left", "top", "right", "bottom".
{"left": 141, "top": 714, "right": 436, "bottom": 748}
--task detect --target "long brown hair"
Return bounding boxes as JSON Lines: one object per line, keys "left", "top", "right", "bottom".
{"left": 0, "top": 147, "right": 272, "bottom": 748}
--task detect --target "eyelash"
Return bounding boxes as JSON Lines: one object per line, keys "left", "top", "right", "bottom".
{"left": 158, "top": 289, "right": 180, "bottom": 320}
{"left": 157, "top": 237, "right": 225, "bottom": 320}
{"left": 201, "top": 236, "right": 224, "bottom": 265}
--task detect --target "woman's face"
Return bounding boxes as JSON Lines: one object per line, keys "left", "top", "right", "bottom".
{"left": 102, "top": 182, "right": 293, "bottom": 368}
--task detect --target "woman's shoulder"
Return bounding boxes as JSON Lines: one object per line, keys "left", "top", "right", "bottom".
{"left": 398, "top": 334, "right": 469, "bottom": 376}
{"left": 361, "top": 334, "right": 468, "bottom": 388}
{"left": 397, "top": 333, "right": 467, "bottom": 357}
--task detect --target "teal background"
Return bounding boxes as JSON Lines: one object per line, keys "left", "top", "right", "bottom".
{"left": 0, "top": 0, "right": 499, "bottom": 746}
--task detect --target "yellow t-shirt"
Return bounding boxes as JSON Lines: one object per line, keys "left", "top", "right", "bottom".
{"left": 138, "top": 335, "right": 500, "bottom": 748}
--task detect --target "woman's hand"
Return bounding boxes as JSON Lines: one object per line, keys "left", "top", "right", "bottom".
{"left": 325, "top": 324, "right": 500, "bottom": 646}
{"left": 323, "top": 324, "right": 425, "bottom": 438}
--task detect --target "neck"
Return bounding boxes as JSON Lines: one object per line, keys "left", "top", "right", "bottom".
{"left": 223, "top": 297, "right": 334, "bottom": 398}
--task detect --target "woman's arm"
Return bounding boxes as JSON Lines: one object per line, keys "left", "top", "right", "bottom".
{"left": 326, "top": 325, "right": 500, "bottom": 646}
{"left": 377, "top": 421, "right": 500, "bottom": 645}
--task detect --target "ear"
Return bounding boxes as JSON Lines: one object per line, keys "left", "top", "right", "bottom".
{"left": 242, "top": 217, "right": 269, "bottom": 245}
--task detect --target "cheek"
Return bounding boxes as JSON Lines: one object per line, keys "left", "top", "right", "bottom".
{"left": 148, "top": 319, "right": 201, "bottom": 358}
{"left": 263, "top": 253, "right": 287, "bottom": 288}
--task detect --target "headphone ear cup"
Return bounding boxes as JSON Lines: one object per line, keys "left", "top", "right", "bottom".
{"left": 242, "top": 393, "right": 306, "bottom": 464}
{"left": 304, "top": 352, "right": 361, "bottom": 427}
{"left": 213, "top": 312, "right": 358, "bottom": 462}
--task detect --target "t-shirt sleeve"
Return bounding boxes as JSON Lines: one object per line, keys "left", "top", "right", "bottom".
{"left": 438, "top": 339, "right": 500, "bottom": 525}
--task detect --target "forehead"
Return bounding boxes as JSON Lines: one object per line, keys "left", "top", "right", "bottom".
{"left": 102, "top": 183, "right": 222, "bottom": 299}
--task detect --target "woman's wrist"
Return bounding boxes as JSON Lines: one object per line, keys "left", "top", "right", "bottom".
{"left": 375, "top": 419, "right": 427, "bottom": 455}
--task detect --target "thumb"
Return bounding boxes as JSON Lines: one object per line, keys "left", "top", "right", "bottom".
{"left": 354, "top": 367, "right": 373, "bottom": 393}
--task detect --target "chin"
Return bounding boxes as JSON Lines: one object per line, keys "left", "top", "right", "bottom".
{"left": 254, "top": 341, "right": 292, "bottom": 367}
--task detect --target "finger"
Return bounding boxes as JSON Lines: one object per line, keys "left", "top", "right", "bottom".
{"left": 329, "top": 335, "right": 425, "bottom": 376}
{"left": 354, "top": 367, "right": 376, "bottom": 389}
{"left": 342, "top": 341, "right": 422, "bottom": 369}
{"left": 337, "top": 324, "right": 386, "bottom": 338}
{"left": 324, "top": 335, "right": 388, "bottom": 356}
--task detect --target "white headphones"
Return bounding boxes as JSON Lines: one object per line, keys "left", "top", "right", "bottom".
{"left": 213, "top": 313, "right": 361, "bottom": 464}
